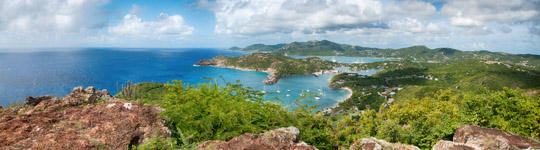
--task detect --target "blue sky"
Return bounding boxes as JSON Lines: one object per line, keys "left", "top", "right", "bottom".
{"left": 0, "top": 0, "right": 539, "bottom": 54}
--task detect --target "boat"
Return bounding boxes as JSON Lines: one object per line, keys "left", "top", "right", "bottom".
{"left": 286, "top": 94, "right": 290, "bottom": 97}
{"left": 287, "top": 89, "right": 290, "bottom": 92}
{"left": 315, "top": 97, "right": 320, "bottom": 100}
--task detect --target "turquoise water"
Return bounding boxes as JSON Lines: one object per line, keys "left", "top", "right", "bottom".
{"left": 0, "top": 48, "right": 389, "bottom": 110}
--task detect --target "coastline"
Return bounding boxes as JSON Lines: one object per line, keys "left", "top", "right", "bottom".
{"left": 322, "top": 87, "right": 353, "bottom": 114}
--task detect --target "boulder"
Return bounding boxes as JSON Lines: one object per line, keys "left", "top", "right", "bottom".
{"left": 0, "top": 98, "right": 170, "bottom": 149}
{"left": 24, "top": 95, "right": 56, "bottom": 106}
{"left": 349, "top": 137, "right": 419, "bottom": 150}
{"left": 197, "top": 126, "right": 316, "bottom": 150}
{"left": 433, "top": 140, "right": 478, "bottom": 150}
{"left": 64, "top": 86, "right": 112, "bottom": 106}
{"left": 453, "top": 125, "right": 540, "bottom": 150}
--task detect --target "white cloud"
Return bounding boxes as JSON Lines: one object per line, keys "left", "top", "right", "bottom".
{"left": 108, "top": 13, "right": 194, "bottom": 38}
{"left": 212, "top": 0, "right": 387, "bottom": 35}
{"left": 208, "top": 0, "right": 443, "bottom": 43}
{"left": 442, "top": 0, "right": 539, "bottom": 30}
{"left": 0, "top": 0, "right": 109, "bottom": 33}
{"left": 385, "top": 0, "right": 437, "bottom": 19}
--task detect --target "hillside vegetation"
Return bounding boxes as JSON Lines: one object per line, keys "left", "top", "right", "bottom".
{"left": 231, "top": 40, "right": 540, "bottom": 69}
{"left": 195, "top": 53, "right": 340, "bottom": 84}
{"left": 119, "top": 76, "right": 539, "bottom": 149}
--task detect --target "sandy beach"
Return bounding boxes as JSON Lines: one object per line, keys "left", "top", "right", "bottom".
{"left": 322, "top": 87, "right": 353, "bottom": 113}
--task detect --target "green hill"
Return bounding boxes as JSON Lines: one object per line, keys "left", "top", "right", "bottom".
{"left": 228, "top": 43, "right": 286, "bottom": 52}
{"left": 195, "top": 53, "right": 340, "bottom": 84}
{"left": 229, "top": 40, "right": 540, "bottom": 69}
{"left": 272, "top": 40, "right": 378, "bottom": 56}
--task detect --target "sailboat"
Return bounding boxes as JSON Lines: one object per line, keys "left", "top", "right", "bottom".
{"left": 306, "top": 86, "right": 310, "bottom": 92}
{"left": 318, "top": 86, "right": 322, "bottom": 91}
{"left": 276, "top": 87, "right": 280, "bottom": 93}
{"left": 262, "top": 86, "right": 266, "bottom": 93}
{"left": 299, "top": 89, "right": 304, "bottom": 96}
{"left": 331, "top": 56, "right": 336, "bottom": 62}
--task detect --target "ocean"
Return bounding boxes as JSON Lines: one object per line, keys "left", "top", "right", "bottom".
{"left": 0, "top": 48, "right": 389, "bottom": 110}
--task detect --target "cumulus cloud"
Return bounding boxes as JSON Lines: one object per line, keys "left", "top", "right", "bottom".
{"left": 442, "top": 0, "right": 539, "bottom": 35}
{"left": 0, "top": 0, "right": 109, "bottom": 33}
{"left": 108, "top": 13, "right": 194, "bottom": 37}
{"left": 205, "top": 0, "right": 444, "bottom": 45}
{"left": 385, "top": 0, "right": 437, "bottom": 19}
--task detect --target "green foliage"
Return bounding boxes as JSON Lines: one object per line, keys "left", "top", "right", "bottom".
{"left": 333, "top": 88, "right": 540, "bottom": 149}
{"left": 150, "top": 79, "right": 336, "bottom": 149}
{"left": 219, "top": 53, "right": 339, "bottom": 78}
{"left": 462, "top": 88, "right": 540, "bottom": 137}
{"left": 8, "top": 98, "right": 24, "bottom": 108}
{"left": 117, "top": 82, "right": 168, "bottom": 105}
{"left": 132, "top": 136, "right": 177, "bottom": 150}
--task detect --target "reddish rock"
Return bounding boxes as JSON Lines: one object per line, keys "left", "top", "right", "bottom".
{"left": 197, "top": 126, "right": 316, "bottom": 150}
{"left": 349, "top": 137, "right": 419, "bottom": 150}
{"left": 0, "top": 88, "right": 169, "bottom": 150}
{"left": 433, "top": 140, "right": 478, "bottom": 150}
{"left": 453, "top": 125, "right": 540, "bottom": 150}
{"left": 64, "top": 86, "right": 112, "bottom": 106}
{"left": 24, "top": 95, "right": 56, "bottom": 106}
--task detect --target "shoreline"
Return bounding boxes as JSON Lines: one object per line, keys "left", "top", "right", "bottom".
{"left": 322, "top": 87, "right": 353, "bottom": 114}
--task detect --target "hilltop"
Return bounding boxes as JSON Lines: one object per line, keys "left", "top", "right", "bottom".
{"left": 229, "top": 40, "right": 540, "bottom": 69}
{"left": 227, "top": 43, "right": 286, "bottom": 52}
{"left": 195, "top": 53, "right": 340, "bottom": 84}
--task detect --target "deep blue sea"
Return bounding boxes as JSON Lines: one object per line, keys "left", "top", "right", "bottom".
{"left": 0, "top": 48, "right": 389, "bottom": 110}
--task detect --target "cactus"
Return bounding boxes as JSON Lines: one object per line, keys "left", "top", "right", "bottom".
{"left": 117, "top": 80, "right": 137, "bottom": 100}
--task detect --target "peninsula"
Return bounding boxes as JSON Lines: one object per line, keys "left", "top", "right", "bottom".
{"left": 195, "top": 53, "right": 339, "bottom": 84}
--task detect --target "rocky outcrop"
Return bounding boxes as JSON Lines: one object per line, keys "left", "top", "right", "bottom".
{"left": 64, "top": 86, "right": 112, "bottom": 106}
{"left": 349, "top": 137, "right": 419, "bottom": 150}
{"left": 0, "top": 87, "right": 169, "bottom": 150}
{"left": 24, "top": 95, "right": 57, "bottom": 106}
{"left": 195, "top": 55, "right": 228, "bottom": 67}
{"left": 433, "top": 140, "right": 477, "bottom": 150}
{"left": 197, "top": 126, "right": 316, "bottom": 150}
{"left": 433, "top": 125, "right": 540, "bottom": 150}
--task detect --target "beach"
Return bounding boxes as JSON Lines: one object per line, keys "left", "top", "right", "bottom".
{"left": 322, "top": 87, "right": 353, "bottom": 113}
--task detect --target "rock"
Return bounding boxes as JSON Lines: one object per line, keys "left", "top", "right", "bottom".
{"left": 64, "top": 86, "right": 112, "bottom": 106}
{"left": 433, "top": 140, "right": 478, "bottom": 150}
{"left": 196, "top": 59, "right": 218, "bottom": 66}
{"left": 85, "top": 86, "right": 96, "bottom": 94}
{"left": 349, "top": 137, "right": 419, "bottom": 150}
{"left": 453, "top": 125, "right": 540, "bottom": 150}
{"left": 24, "top": 95, "right": 56, "bottom": 106}
{"left": 0, "top": 98, "right": 170, "bottom": 149}
{"left": 197, "top": 126, "right": 316, "bottom": 150}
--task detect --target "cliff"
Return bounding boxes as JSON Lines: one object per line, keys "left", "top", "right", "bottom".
{"left": 0, "top": 86, "right": 170, "bottom": 149}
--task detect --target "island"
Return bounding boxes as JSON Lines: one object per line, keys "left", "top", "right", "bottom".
{"left": 195, "top": 53, "right": 340, "bottom": 84}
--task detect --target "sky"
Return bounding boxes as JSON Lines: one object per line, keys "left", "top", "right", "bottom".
{"left": 0, "top": 0, "right": 539, "bottom": 54}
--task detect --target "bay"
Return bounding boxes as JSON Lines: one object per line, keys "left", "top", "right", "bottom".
{"left": 0, "top": 48, "right": 389, "bottom": 110}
